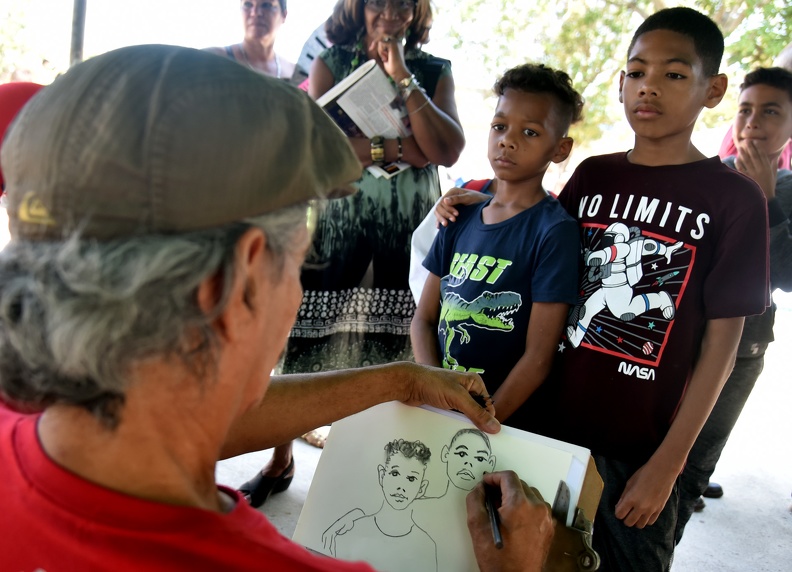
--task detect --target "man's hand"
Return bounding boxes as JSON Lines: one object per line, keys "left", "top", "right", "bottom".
{"left": 614, "top": 458, "right": 677, "bottom": 528}
{"left": 735, "top": 139, "right": 778, "bottom": 199}
{"left": 400, "top": 362, "right": 500, "bottom": 434}
{"left": 467, "top": 472, "right": 554, "bottom": 572}
{"left": 434, "top": 188, "right": 490, "bottom": 227}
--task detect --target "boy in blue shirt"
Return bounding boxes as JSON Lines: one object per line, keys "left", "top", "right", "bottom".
{"left": 411, "top": 63, "right": 583, "bottom": 423}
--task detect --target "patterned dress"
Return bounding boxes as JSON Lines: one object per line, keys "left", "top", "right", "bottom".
{"left": 279, "top": 44, "right": 451, "bottom": 373}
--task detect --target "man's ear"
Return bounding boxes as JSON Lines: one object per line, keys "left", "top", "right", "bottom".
{"left": 441, "top": 445, "right": 449, "bottom": 463}
{"left": 704, "top": 73, "right": 728, "bottom": 109}
{"left": 618, "top": 70, "right": 626, "bottom": 103}
{"left": 378, "top": 464, "right": 386, "bottom": 486}
{"left": 552, "top": 137, "right": 574, "bottom": 164}
{"left": 419, "top": 479, "right": 429, "bottom": 498}
{"left": 198, "top": 228, "right": 267, "bottom": 342}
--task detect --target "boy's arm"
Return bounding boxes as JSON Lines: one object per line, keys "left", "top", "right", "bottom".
{"left": 614, "top": 316, "right": 744, "bottom": 528}
{"left": 411, "top": 272, "right": 443, "bottom": 367}
{"left": 492, "top": 302, "right": 569, "bottom": 422}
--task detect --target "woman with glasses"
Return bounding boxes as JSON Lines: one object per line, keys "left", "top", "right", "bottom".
{"left": 206, "top": 0, "right": 296, "bottom": 81}
{"left": 237, "top": 0, "right": 465, "bottom": 508}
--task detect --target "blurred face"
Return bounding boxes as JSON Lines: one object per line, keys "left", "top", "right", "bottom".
{"left": 442, "top": 432, "right": 495, "bottom": 491}
{"left": 488, "top": 89, "right": 570, "bottom": 185}
{"left": 619, "top": 30, "right": 717, "bottom": 144}
{"left": 733, "top": 84, "right": 792, "bottom": 159}
{"left": 378, "top": 452, "right": 428, "bottom": 510}
{"left": 240, "top": 0, "right": 285, "bottom": 40}
{"left": 363, "top": 0, "right": 415, "bottom": 41}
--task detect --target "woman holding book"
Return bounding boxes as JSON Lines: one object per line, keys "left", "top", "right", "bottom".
{"left": 236, "top": 0, "right": 465, "bottom": 507}
{"left": 298, "top": 0, "right": 464, "bottom": 368}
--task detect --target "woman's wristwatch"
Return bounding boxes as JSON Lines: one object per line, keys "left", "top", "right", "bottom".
{"left": 398, "top": 74, "right": 421, "bottom": 100}
{"left": 370, "top": 136, "right": 385, "bottom": 164}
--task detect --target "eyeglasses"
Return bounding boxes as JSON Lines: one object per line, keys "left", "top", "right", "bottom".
{"left": 364, "top": 0, "right": 416, "bottom": 13}
{"left": 241, "top": 1, "right": 281, "bottom": 15}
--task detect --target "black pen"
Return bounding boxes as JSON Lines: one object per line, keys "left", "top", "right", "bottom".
{"left": 484, "top": 483, "right": 503, "bottom": 549}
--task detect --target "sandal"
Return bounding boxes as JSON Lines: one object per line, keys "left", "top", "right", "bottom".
{"left": 301, "top": 427, "right": 329, "bottom": 449}
{"left": 238, "top": 457, "right": 295, "bottom": 508}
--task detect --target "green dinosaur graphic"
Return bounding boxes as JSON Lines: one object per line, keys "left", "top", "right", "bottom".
{"left": 439, "top": 290, "right": 522, "bottom": 370}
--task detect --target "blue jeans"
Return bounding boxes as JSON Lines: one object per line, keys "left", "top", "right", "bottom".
{"left": 675, "top": 355, "right": 764, "bottom": 542}
{"left": 592, "top": 454, "right": 678, "bottom": 572}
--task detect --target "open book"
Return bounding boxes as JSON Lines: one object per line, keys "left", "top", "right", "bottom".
{"left": 317, "top": 59, "right": 411, "bottom": 179}
{"left": 293, "top": 401, "right": 595, "bottom": 572}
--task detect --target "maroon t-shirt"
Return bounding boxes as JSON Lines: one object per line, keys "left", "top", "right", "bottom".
{"left": 546, "top": 153, "right": 769, "bottom": 463}
{"left": 0, "top": 405, "right": 374, "bottom": 572}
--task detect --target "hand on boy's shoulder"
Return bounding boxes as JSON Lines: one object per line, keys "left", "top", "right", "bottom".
{"left": 434, "top": 187, "right": 490, "bottom": 228}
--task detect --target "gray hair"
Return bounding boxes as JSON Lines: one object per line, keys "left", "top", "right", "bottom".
{"left": 0, "top": 203, "right": 310, "bottom": 428}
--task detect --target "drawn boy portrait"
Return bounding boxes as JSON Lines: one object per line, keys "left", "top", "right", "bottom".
{"left": 327, "top": 439, "right": 437, "bottom": 572}
{"left": 439, "top": 428, "right": 497, "bottom": 493}
{"left": 323, "top": 429, "right": 496, "bottom": 572}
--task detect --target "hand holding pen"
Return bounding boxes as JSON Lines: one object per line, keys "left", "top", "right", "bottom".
{"left": 467, "top": 471, "right": 555, "bottom": 572}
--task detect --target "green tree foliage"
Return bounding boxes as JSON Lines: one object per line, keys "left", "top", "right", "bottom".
{"left": 442, "top": 0, "right": 791, "bottom": 144}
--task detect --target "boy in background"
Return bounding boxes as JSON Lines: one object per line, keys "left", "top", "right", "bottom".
{"left": 676, "top": 66, "right": 792, "bottom": 536}
{"left": 411, "top": 63, "right": 583, "bottom": 423}
{"left": 540, "top": 8, "right": 769, "bottom": 570}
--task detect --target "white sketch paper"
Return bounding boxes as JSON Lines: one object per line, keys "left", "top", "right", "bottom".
{"left": 293, "top": 402, "right": 590, "bottom": 572}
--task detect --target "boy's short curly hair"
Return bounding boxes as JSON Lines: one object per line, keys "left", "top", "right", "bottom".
{"left": 493, "top": 63, "right": 584, "bottom": 135}
{"left": 741, "top": 67, "right": 792, "bottom": 104}
{"left": 628, "top": 7, "right": 724, "bottom": 77}
{"left": 384, "top": 439, "right": 431, "bottom": 466}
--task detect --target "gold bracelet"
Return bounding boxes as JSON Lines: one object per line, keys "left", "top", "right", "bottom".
{"left": 408, "top": 99, "right": 431, "bottom": 115}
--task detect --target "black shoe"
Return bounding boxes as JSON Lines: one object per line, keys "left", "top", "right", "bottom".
{"left": 238, "top": 457, "right": 295, "bottom": 508}
{"left": 703, "top": 482, "right": 724, "bottom": 499}
{"left": 694, "top": 497, "right": 706, "bottom": 512}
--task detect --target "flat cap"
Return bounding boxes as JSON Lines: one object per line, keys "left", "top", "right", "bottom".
{"left": 1, "top": 44, "right": 361, "bottom": 240}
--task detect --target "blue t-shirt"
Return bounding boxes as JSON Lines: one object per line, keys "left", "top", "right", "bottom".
{"left": 422, "top": 195, "right": 579, "bottom": 393}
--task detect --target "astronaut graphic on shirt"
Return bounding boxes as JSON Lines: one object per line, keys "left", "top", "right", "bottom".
{"left": 566, "top": 221, "right": 684, "bottom": 348}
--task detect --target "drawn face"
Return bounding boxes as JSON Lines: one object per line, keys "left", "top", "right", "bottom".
{"left": 441, "top": 432, "right": 495, "bottom": 491}
{"left": 378, "top": 452, "right": 428, "bottom": 510}
{"left": 733, "top": 83, "right": 792, "bottom": 159}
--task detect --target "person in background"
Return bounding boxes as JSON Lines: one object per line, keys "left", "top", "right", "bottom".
{"left": 676, "top": 66, "right": 792, "bottom": 535}
{"left": 239, "top": 0, "right": 465, "bottom": 507}
{"left": 699, "top": 44, "right": 792, "bottom": 504}
{"left": 0, "top": 44, "right": 554, "bottom": 572}
{"left": 716, "top": 42, "right": 792, "bottom": 170}
{"left": 206, "top": 0, "right": 296, "bottom": 81}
